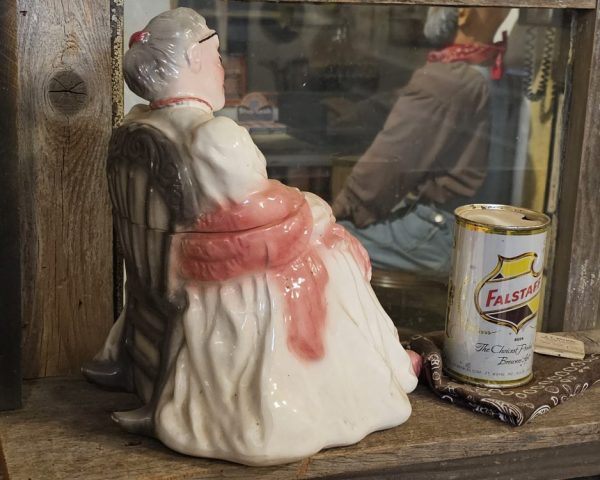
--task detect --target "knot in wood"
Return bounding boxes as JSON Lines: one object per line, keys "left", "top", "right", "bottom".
{"left": 48, "top": 70, "right": 88, "bottom": 115}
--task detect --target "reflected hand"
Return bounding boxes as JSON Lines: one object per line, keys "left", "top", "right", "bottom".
{"left": 321, "top": 97, "right": 358, "bottom": 126}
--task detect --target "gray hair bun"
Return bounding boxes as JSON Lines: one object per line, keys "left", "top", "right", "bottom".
{"left": 124, "top": 8, "right": 209, "bottom": 101}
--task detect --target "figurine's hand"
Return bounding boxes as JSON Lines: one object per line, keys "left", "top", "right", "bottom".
{"left": 406, "top": 350, "right": 423, "bottom": 378}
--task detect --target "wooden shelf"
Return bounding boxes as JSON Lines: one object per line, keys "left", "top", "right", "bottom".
{"left": 1, "top": 377, "right": 599, "bottom": 479}
{"left": 270, "top": 0, "right": 597, "bottom": 10}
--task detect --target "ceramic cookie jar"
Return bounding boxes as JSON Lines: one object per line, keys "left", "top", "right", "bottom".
{"left": 82, "top": 7, "right": 418, "bottom": 466}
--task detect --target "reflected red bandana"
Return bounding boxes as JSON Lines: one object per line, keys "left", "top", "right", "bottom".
{"left": 427, "top": 31, "right": 508, "bottom": 80}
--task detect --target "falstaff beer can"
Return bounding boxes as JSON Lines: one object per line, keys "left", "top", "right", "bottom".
{"left": 444, "top": 204, "right": 550, "bottom": 388}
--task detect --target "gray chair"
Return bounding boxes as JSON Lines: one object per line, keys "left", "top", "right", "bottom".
{"left": 82, "top": 123, "right": 200, "bottom": 434}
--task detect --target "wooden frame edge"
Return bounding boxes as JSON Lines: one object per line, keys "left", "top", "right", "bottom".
{"left": 0, "top": 0, "right": 22, "bottom": 410}
{"left": 269, "top": 0, "right": 597, "bottom": 9}
{"left": 547, "top": 7, "right": 600, "bottom": 331}
{"left": 111, "top": 0, "right": 125, "bottom": 319}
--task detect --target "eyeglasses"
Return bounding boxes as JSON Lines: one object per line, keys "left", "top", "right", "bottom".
{"left": 198, "top": 31, "right": 218, "bottom": 44}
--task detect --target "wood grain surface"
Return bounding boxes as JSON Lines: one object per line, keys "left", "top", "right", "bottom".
{"left": 562, "top": 7, "right": 600, "bottom": 330}
{"left": 0, "top": 0, "right": 22, "bottom": 410}
{"left": 548, "top": 9, "right": 600, "bottom": 332}
{"left": 17, "top": 0, "right": 114, "bottom": 378}
{"left": 556, "top": 329, "right": 600, "bottom": 354}
{"left": 271, "top": 0, "right": 596, "bottom": 9}
{"left": 339, "top": 442, "right": 600, "bottom": 480}
{"left": 0, "top": 377, "right": 599, "bottom": 479}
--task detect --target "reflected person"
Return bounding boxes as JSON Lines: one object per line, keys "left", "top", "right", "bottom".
{"left": 332, "top": 7, "right": 510, "bottom": 273}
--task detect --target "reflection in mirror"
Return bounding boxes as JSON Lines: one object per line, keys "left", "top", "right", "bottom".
{"left": 125, "top": 1, "right": 569, "bottom": 334}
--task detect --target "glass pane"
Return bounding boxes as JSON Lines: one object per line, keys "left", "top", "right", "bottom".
{"left": 125, "top": 2, "right": 571, "bottom": 335}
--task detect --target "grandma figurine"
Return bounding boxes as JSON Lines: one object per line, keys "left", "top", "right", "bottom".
{"left": 83, "top": 7, "right": 418, "bottom": 466}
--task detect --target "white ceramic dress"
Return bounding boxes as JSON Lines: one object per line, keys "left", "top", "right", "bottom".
{"left": 95, "top": 102, "right": 418, "bottom": 466}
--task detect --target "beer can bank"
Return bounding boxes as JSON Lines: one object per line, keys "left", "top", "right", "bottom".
{"left": 444, "top": 204, "right": 551, "bottom": 388}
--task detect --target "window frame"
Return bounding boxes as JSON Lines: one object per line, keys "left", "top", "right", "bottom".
{"left": 253, "top": 0, "right": 600, "bottom": 333}
{"left": 2, "top": 0, "right": 599, "bottom": 412}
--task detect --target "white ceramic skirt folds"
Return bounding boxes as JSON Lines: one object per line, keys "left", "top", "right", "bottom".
{"left": 152, "top": 242, "right": 417, "bottom": 466}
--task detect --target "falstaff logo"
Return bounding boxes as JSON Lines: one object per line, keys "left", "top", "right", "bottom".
{"left": 474, "top": 253, "right": 542, "bottom": 333}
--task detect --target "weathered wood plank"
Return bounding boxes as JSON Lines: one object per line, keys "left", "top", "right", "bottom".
{"left": 0, "top": 1, "right": 21, "bottom": 410}
{"left": 339, "top": 442, "right": 600, "bottom": 480}
{"left": 0, "top": 377, "right": 599, "bottom": 479}
{"left": 556, "top": 329, "right": 600, "bottom": 353}
{"left": 562, "top": 6, "right": 600, "bottom": 330}
{"left": 17, "top": 0, "right": 114, "bottom": 377}
{"left": 548, "top": 8, "right": 600, "bottom": 332}
{"left": 269, "top": 0, "right": 596, "bottom": 9}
